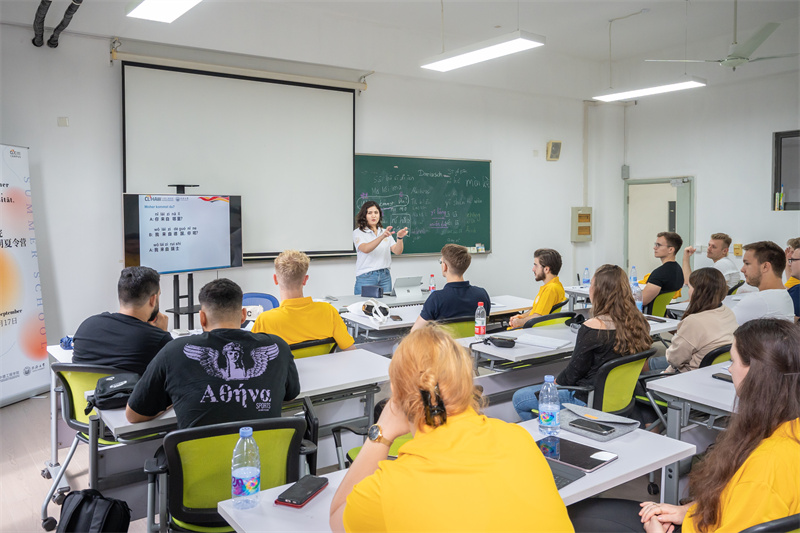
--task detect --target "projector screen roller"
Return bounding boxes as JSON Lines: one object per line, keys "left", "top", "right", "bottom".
{"left": 122, "top": 63, "right": 355, "bottom": 258}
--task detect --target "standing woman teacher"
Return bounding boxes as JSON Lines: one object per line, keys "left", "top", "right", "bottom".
{"left": 353, "top": 201, "right": 408, "bottom": 295}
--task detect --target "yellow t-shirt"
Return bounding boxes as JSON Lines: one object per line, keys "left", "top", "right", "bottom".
{"left": 683, "top": 419, "right": 800, "bottom": 532}
{"left": 786, "top": 277, "right": 800, "bottom": 290}
{"left": 528, "top": 276, "right": 566, "bottom": 317}
{"left": 251, "top": 297, "right": 354, "bottom": 349}
{"left": 343, "top": 408, "right": 573, "bottom": 533}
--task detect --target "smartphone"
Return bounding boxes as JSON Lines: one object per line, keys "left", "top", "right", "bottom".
{"left": 645, "top": 315, "right": 667, "bottom": 323}
{"left": 390, "top": 315, "right": 402, "bottom": 322}
{"left": 274, "top": 475, "right": 328, "bottom": 508}
{"left": 569, "top": 418, "right": 616, "bottom": 436}
{"left": 712, "top": 372, "right": 733, "bottom": 383}
{"left": 488, "top": 335, "right": 516, "bottom": 348}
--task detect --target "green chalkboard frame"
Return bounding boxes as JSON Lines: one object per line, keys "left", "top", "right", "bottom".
{"left": 354, "top": 154, "right": 491, "bottom": 255}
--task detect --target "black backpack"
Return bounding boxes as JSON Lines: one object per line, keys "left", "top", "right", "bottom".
{"left": 85, "top": 373, "right": 140, "bottom": 415}
{"left": 56, "top": 489, "right": 131, "bottom": 533}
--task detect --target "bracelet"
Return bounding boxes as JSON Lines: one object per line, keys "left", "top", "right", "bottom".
{"left": 397, "top": 236, "right": 404, "bottom": 240}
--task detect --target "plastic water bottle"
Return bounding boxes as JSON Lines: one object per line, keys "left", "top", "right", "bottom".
{"left": 232, "top": 427, "right": 260, "bottom": 509}
{"left": 474, "top": 302, "right": 486, "bottom": 340}
{"left": 582, "top": 267, "right": 590, "bottom": 286}
{"left": 629, "top": 265, "right": 638, "bottom": 284}
{"left": 429, "top": 274, "right": 436, "bottom": 292}
{"left": 629, "top": 266, "right": 643, "bottom": 312}
{"left": 538, "top": 375, "right": 561, "bottom": 436}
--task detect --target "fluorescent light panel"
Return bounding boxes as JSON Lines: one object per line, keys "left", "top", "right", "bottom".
{"left": 127, "top": 0, "right": 203, "bottom": 23}
{"left": 421, "top": 30, "right": 545, "bottom": 72}
{"left": 593, "top": 77, "right": 707, "bottom": 102}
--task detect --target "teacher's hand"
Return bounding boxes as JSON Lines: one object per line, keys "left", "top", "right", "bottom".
{"left": 382, "top": 226, "right": 395, "bottom": 239}
{"left": 396, "top": 227, "right": 409, "bottom": 239}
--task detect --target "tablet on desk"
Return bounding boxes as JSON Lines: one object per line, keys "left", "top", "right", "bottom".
{"left": 537, "top": 436, "right": 618, "bottom": 473}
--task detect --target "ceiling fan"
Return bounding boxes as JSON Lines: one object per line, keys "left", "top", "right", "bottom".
{"left": 646, "top": 0, "right": 798, "bottom": 71}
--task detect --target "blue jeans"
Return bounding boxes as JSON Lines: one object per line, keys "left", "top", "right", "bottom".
{"left": 354, "top": 268, "right": 392, "bottom": 295}
{"left": 646, "top": 355, "right": 670, "bottom": 372}
{"left": 512, "top": 384, "right": 586, "bottom": 421}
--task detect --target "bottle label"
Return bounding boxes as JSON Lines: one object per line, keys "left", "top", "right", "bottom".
{"left": 232, "top": 470, "right": 260, "bottom": 497}
{"left": 474, "top": 324, "right": 486, "bottom": 336}
{"left": 539, "top": 409, "right": 559, "bottom": 427}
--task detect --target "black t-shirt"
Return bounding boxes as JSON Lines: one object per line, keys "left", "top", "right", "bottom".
{"left": 71, "top": 312, "right": 173, "bottom": 375}
{"left": 556, "top": 326, "right": 618, "bottom": 404}
{"left": 128, "top": 329, "right": 300, "bottom": 429}
{"left": 419, "top": 281, "right": 491, "bottom": 321}
{"left": 644, "top": 261, "right": 684, "bottom": 314}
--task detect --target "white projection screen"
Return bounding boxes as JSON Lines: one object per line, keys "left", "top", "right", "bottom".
{"left": 123, "top": 63, "right": 355, "bottom": 257}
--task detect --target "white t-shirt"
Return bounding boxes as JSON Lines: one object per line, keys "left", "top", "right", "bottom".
{"left": 353, "top": 227, "right": 395, "bottom": 276}
{"left": 713, "top": 256, "right": 742, "bottom": 289}
{"left": 733, "top": 289, "right": 795, "bottom": 325}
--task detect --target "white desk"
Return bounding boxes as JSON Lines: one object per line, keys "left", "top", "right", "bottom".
{"left": 646, "top": 362, "right": 736, "bottom": 504}
{"left": 323, "top": 292, "right": 430, "bottom": 314}
{"left": 489, "top": 295, "right": 534, "bottom": 316}
{"left": 459, "top": 316, "right": 682, "bottom": 365}
{"left": 217, "top": 420, "right": 696, "bottom": 532}
{"left": 563, "top": 285, "right": 591, "bottom": 312}
{"left": 666, "top": 295, "right": 742, "bottom": 318}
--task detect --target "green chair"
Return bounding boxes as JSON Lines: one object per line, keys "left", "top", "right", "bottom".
{"left": 728, "top": 280, "right": 745, "bottom": 295}
{"left": 438, "top": 315, "right": 476, "bottom": 339}
{"left": 518, "top": 311, "right": 576, "bottom": 330}
{"left": 738, "top": 514, "right": 800, "bottom": 533}
{"left": 649, "top": 291, "right": 677, "bottom": 318}
{"left": 289, "top": 337, "right": 337, "bottom": 359}
{"left": 41, "top": 363, "right": 134, "bottom": 531}
{"left": 698, "top": 343, "right": 732, "bottom": 368}
{"left": 145, "top": 417, "right": 305, "bottom": 532}
{"left": 331, "top": 428, "right": 413, "bottom": 469}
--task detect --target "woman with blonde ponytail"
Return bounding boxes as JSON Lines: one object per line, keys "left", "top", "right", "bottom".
{"left": 329, "top": 324, "right": 573, "bottom": 533}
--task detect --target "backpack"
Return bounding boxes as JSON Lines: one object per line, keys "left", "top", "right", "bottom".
{"left": 85, "top": 373, "right": 140, "bottom": 415}
{"left": 56, "top": 489, "right": 131, "bottom": 533}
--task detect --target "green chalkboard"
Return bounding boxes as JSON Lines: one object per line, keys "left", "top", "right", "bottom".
{"left": 354, "top": 155, "right": 491, "bottom": 255}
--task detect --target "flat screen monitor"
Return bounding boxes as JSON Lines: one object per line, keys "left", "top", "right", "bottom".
{"left": 123, "top": 194, "right": 242, "bottom": 274}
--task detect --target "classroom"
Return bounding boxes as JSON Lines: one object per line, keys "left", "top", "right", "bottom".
{"left": 1, "top": 1, "right": 798, "bottom": 531}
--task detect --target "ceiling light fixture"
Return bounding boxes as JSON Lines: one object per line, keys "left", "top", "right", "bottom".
{"left": 421, "top": 30, "right": 545, "bottom": 72}
{"left": 126, "top": 0, "right": 203, "bottom": 23}
{"left": 592, "top": 76, "right": 707, "bottom": 102}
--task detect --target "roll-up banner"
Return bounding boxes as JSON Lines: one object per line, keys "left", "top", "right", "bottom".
{"left": 0, "top": 145, "right": 49, "bottom": 407}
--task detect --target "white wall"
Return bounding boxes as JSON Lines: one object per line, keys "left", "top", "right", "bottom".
{"left": 1, "top": 26, "right": 587, "bottom": 340}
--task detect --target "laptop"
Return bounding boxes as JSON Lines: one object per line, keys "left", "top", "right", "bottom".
{"left": 389, "top": 276, "right": 423, "bottom": 300}
{"left": 546, "top": 458, "right": 586, "bottom": 490}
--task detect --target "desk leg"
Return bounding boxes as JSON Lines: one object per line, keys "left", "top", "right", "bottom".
{"left": 365, "top": 391, "right": 375, "bottom": 425}
{"left": 42, "top": 371, "right": 70, "bottom": 495}
{"left": 88, "top": 415, "right": 100, "bottom": 489}
{"left": 663, "top": 401, "right": 685, "bottom": 505}
{"left": 568, "top": 295, "right": 575, "bottom": 312}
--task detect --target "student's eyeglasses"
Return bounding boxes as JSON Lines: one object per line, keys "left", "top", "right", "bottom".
{"left": 653, "top": 242, "right": 667, "bottom": 248}
{"left": 789, "top": 258, "right": 800, "bottom": 264}
{"left": 438, "top": 259, "right": 443, "bottom": 265}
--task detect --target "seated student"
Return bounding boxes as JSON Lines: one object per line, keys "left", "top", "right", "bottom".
{"left": 785, "top": 237, "right": 799, "bottom": 290}
{"left": 411, "top": 244, "right": 490, "bottom": 331}
{"left": 126, "top": 279, "right": 299, "bottom": 429}
{"left": 735, "top": 241, "right": 794, "bottom": 325}
{"left": 681, "top": 232, "right": 741, "bottom": 289}
{"left": 508, "top": 248, "right": 565, "bottom": 329}
{"left": 566, "top": 319, "right": 800, "bottom": 533}
{"left": 512, "top": 265, "right": 651, "bottom": 420}
{"left": 641, "top": 231, "right": 684, "bottom": 314}
{"left": 787, "top": 245, "right": 800, "bottom": 321}
{"left": 252, "top": 250, "right": 354, "bottom": 349}
{"left": 72, "top": 266, "right": 172, "bottom": 376}
{"left": 645, "top": 268, "right": 737, "bottom": 373}
{"left": 329, "top": 325, "right": 573, "bottom": 533}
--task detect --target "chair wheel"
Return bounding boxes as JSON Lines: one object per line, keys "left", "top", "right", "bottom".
{"left": 41, "top": 468, "right": 51, "bottom": 479}
{"left": 53, "top": 492, "right": 66, "bottom": 505}
{"left": 647, "top": 482, "right": 660, "bottom": 495}
{"left": 42, "top": 517, "right": 57, "bottom": 531}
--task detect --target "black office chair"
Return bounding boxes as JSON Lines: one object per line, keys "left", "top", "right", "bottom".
{"left": 739, "top": 514, "right": 800, "bottom": 533}
{"left": 698, "top": 343, "right": 732, "bottom": 368}
{"left": 289, "top": 337, "right": 337, "bottom": 359}
{"left": 550, "top": 299, "right": 569, "bottom": 313}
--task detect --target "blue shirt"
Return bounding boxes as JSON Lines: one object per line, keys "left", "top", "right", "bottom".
{"left": 420, "top": 281, "right": 491, "bottom": 321}
{"left": 789, "top": 285, "right": 800, "bottom": 318}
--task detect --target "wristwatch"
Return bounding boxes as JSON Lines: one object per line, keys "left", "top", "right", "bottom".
{"left": 367, "top": 424, "right": 393, "bottom": 447}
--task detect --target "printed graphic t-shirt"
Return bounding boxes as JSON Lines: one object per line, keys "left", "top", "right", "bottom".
{"left": 128, "top": 329, "right": 300, "bottom": 429}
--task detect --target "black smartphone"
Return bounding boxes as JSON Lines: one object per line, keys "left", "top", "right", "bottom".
{"left": 390, "top": 315, "right": 402, "bottom": 322}
{"left": 488, "top": 335, "right": 516, "bottom": 348}
{"left": 645, "top": 315, "right": 667, "bottom": 323}
{"left": 569, "top": 418, "right": 616, "bottom": 436}
{"left": 275, "top": 475, "right": 328, "bottom": 508}
{"left": 712, "top": 372, "right": 733, "bottom": 383}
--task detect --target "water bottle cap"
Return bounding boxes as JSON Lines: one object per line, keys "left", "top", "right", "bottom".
{"left": 478, "top": 302, "right": 484, "bottom": 306}
{"left": 544, "top": 375, "right": 555, "bottom": 382}
{"left": 239, "top": 427, "right": 253, "bottom": 438}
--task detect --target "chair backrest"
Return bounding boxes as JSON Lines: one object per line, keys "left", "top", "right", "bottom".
{"left": 437, "top": 315, "right": 476, "bottom": 339}
{"left": 738, "top": 513, "right": 800, "bottom": 533}
{"left": 242, "top": 292, "right": 279, "bottom": 311}
{"left": 164, "top": 417, "right": 305, "bottom": 528}
{"left": 650, "top": 291, "right": 677, "bottom": 317}
{"left": 51, "top": 363, "right": 129, "bottom": 433}
{"left": 550, "top": 299, "right": 569, "bottom": 314}
{"left": 522, "top": 312, "right": 576, "bottom": 329}
{"left": 593, "top": 347, "right": 657, "bottom": 414}
{"left": 728, "top": 280, "right": 745, "bottom": 295}
{"left": 698, "top": 343, "right": 732, "bottom": 368}
{"left": 289, "top": 337, "right": 337, "bottom": 359}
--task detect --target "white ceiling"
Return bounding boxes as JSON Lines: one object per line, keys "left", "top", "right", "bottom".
{"left": 2, "top": 0, "right": 799, "bottom": 100}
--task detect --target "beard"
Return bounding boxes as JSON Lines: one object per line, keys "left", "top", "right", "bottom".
{"left": 148, "top": 302, "right": 160, "bottom": 322}
{"left": 745, "top": 272, "right": 761, "bottom": 287}
{"left": 535, "top": 271, "right": 546, "bottom": 282}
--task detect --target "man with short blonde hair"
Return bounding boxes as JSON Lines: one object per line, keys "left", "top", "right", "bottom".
{"left": 681, "top": 232, "right": 741, "bottom": 289}
{"left": 253, "top": 250, "right": 354, "bottom": 349}
{"left": 734, "top": 241, "right": 794, "bottom": 324}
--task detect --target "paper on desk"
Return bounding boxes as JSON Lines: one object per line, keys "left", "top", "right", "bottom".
{"left": 515, "top": 334, "right": 571, "bottom": 349}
